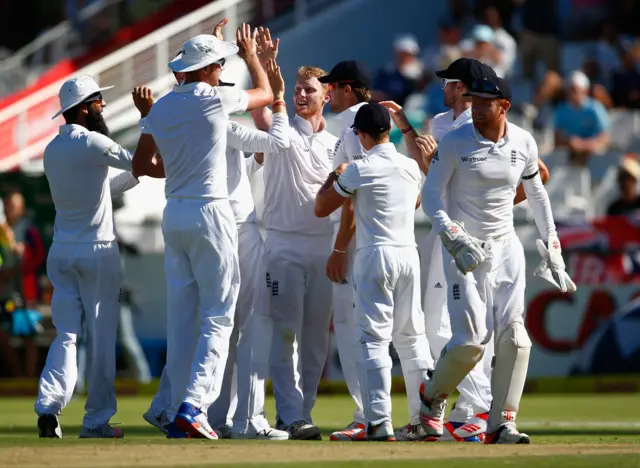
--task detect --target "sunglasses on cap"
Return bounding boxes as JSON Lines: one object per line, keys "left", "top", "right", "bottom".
{"left": 441, "top": 78, "right": 460, "bottom": 89}
{"left": 471, "top": 79, "right": 502, "bottom": 95}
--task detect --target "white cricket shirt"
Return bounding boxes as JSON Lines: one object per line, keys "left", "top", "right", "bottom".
{"left": 334, "top": 143, "right": 421, "bottom": 250}
{"left": 43, "top": 124, "right": 139, "bottom": 243}
{"left": 140, "top": 82, "right": 248, "bottom": 199}
{"left": 423, "top": 121, "right": 543, "bottom": 240}
{"left": 430, "top": 108, "right": 472, "bottom": 142}
{"left": 330, "top": 102, "right": 368, "bottom": 224}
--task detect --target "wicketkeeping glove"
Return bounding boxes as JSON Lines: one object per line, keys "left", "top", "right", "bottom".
{"left": 534, "top": 234, "right": 577, "bottom": 293}
{"left": 440, "top": 221, "right": 490, "bottom": 274}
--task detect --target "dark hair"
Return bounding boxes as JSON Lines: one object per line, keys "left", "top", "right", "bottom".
{"left": 62, "top": 105, "right": 80, "bottom": 124}
{"left": 352, "top": 86, "right": 372, "bottom": 103}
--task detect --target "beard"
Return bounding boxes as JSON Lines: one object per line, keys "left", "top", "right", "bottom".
{"left": 87, "top": 108, "right": 110, "bottom": 136}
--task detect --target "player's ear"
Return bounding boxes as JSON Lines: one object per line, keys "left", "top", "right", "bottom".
{"left": 501, "top": 99, "right": 511, "bottom": 114}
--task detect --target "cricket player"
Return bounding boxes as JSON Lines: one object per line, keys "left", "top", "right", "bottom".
{"left": 315, "top": 102, "right": 433, "bottom": 441}
{"left": 132, "top": 26, "right": 274, "bottom": 440}
{"left": 35, "top": 76, "right": 161, "bottom": 438}
{"left": 242, "top": 62, "right": 338, "bottom": 440}
{"left": 316, "top": 60, "right": 371, "bottom": 441}
{"left": 419, "top": 74, "right": 576, "bottom": 444}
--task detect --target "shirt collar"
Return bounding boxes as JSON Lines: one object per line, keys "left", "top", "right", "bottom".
{"left": 471, "top": 120, "right": 510, "bottom": 146}
{"left": 337, "top": 102, "right": 367, "bottom": 127}
{"left": 367, "top": 142, "right": 396, "bottom": 156}
{"left": 59, "top": 123, "right": 88, "bottom": 135}
{"left": 455, "top": 107, "right": 472, "bottom": 122}
{"left": 294, "top": 114, "right": 326, "bottom": 136}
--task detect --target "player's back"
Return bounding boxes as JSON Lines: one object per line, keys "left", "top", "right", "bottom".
{"left": 144, "top": 82, "right": 229, "bottom": 200}
{"left": 349, "top": 143, "right": 420, "bottom": 250}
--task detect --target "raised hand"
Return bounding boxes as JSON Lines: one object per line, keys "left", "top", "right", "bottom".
{"left": 257, "top": 26, "right": 279, "bottom": 64}
{"left": 415, "top": 134, "right": 438, "bottom": 161}
{"left": 213, "top": 17, "right": 228, "bottom": 41}
{"left": 379, "top": 100, "right": 411, "bottom": 130}
{"left": 266, "top": 59, "right": 285, "bottom": 99}
{"left": 132, "top": 86, "right": 154, "bottom": 117}
{"left": 236, "top": 23, "right": 258, "bottom": 59}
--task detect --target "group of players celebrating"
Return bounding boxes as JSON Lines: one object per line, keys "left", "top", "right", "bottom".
{"left": 34, "top": 20, "right": 576, "bottom": 444}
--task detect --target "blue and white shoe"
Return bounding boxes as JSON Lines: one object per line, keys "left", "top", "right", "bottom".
{"left": 440, "top": 421, "right": 482, "bottom": 442}
{"left": 175, "top": 403, "right": 218, "bottom": 440}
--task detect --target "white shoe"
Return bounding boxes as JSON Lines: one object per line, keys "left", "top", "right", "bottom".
{"left": 143, "top": 408, "right": 169, "bottom": 434}
{"left": 353, "top": 421, "right": 396, "bottom": 441}
{"left": 453, "top": 413, "right": 487, "bottom": 440}
{"left": 79, "top": 424, "right": 124, "bottom": 438}
{"left": 484, "top": 423, "right": 530, "bottom": 444}
{"left": 419, "top": 382, "right": 446, "bottom": 440}
{"left": 231, "top": 423, "right": 289, "bottom": 440}
{"left": 38, "top": 414, "right": 62, "bottom": 438}
{"left": 288, "top": 420, "right": 322, "bottom": 440}
{"left": 394, "top": 423, "right": 427, "bottom": 441}
{"left": 330, "top": 421, "right": 365, "bottom": 441}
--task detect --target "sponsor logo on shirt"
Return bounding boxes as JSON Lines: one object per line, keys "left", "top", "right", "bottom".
{"left": 327, "top": 148, "right": 334, "bottom": 161}
{"left": 353, "top": 154, "right": 365, "bottom": 161}
{"left": 461, "top": 156, "right": 488, "bottom": 163}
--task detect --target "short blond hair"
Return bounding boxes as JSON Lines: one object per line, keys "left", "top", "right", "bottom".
{"left": 296, "top": 66, "right": 329, "bottom": 93}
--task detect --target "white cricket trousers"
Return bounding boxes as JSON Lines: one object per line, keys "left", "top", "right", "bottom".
{"left": 331, "top": 232, "right": 365, "bottom": 425}
{"left": 264, "top": 230, "right": 333, "bottom": 425}
{"left": 353, "top": 245, "right": 433, "bottom": 427}
{"left": 162, "top": 198, "right": 239, "bottom": 422}
{"left": 207, "top": 221, "right": 263, "bottom": 429}
{"left": 419, "top": 230, "right": 492, "bottom": 422}
{"left": 35, "top": 241, "right": 121, "bottom": 429}
{"left": 444, "top": 232, "right": 526, "bottom": 350}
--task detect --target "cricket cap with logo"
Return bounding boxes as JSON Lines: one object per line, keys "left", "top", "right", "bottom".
{"left": 169, "top": 34, "right": 239, "bottom": 73}
{"left": 351, "top": 102, "right": 391, "bottom": 135}
{"left": 435, "top": 58, "right": 497, "bottom": 89}
{"left": 52, "top": 75, "right": 113, "bottom": 119}
{"left": 318, "top": 60, "right": 372, "bottom": 90}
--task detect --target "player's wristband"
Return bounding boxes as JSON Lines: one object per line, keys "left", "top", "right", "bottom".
{"left": 400, "top": 126, "right": 414, "bottom": 135}
{"left": 333, "top": 248, "right": 347, "bottom": 254}
{"left": 272, "top": 100, "right": 286, "bottom": 107}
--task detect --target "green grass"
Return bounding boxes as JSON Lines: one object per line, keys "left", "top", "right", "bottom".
{"left": 1, "top": 394, "right": 640, "bottom": 466}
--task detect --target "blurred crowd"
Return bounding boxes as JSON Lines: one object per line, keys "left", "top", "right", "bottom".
{"left": 371, "top": 0, "right": 640, "bottom": 169}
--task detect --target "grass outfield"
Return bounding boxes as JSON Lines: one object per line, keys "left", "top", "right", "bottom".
{"left": 1, "top": 394, "right": 640, "bottom": 467}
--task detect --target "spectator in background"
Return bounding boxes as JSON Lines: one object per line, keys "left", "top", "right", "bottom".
{"left": 372, "top": 34, "right": 428, "bottom": 106}
{"left": 554, "top": 71, "right": 611, "bottom": 166}
{"left": 520, "top": 0, "right": 561, "bottom": 80}
{"left": 607, "top": 157, "right": 640, "bottom": 216}
{"left": 480, "top": 6, "right": 516, "bottom": 77}
{"left": 448, "top": 0, "right": 476, "bottom": 36}
{"left": 611, "top": 43, "right": 640, "bottom": 109}
{"left": 422, "top": 18, "right": 462, "bottom": 76}
{"left": 460, "top": 25, "right": 507, "bottom": 77}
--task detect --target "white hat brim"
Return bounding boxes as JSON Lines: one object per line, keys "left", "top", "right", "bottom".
{"left": 168, "top": 42, "right": 238, "bottom": 73}
{"left": 52, "top": 85, "right": 114, "bottom": 119}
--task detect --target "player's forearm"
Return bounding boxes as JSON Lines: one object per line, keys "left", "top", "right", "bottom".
{"left": 251, "top": 108, "right": 273, "bottom": 131}
{"left": 244, "top": 53, "right": 273, "bottom": 110}
{"left": 404, "top": 130, "right": 431, "bottom": 176}
{"left": 109, "top": 171, "right": 139, "bottom": 196}
{"left": 522, "top": 175, "right": 556, "bottom": 238}
{"left": 334, "top": 199, "right": 355, "bottom": 251}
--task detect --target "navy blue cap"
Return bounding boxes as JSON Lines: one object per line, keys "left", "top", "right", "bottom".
{"left": 463, "top": 75, "right": 512, "bottom": 102}
{"left": 318, "top": 60, "right": 372, "bottom": 90}
{"left": 435, "top": 58, "right": 497, "bottom": 89}
{"left": 351, "top": 102, "right": 391, "bottom": 135}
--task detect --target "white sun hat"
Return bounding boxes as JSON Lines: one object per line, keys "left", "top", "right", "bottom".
{"left": 169, "top": 34, "right": 239, "bottom": 73}
{"left": 52, "top": 75, "right": 114, "bottom": 119}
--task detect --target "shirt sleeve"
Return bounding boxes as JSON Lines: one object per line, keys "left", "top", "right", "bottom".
{"left": 592, "top": 101, "right": 610, "bottom": 133}
{"left": 422, "top": 134, "right": 456, "bottom": 232}
{"left": 334, "top": 162, "right": 362, "bottom": 198}
{"left": 521, "top": 134, "right": 556, "bottom": 238}
{"left": 227, "top": 114, "right": 290, "bottom": 154}
{"left": 108, "top": 168, "right": 139, "bottom": 197}
{"left": 219, "top": 88, "right": 249, "bottom": 115}
{"left": 332, "top": 135, "right": 349, "bottom": 170}
{"left": 139, "top": 116, "right": 153, "bottom": 135}
{"left": 521, "top": 134, "right": 540, "bottom": 180}
{"left": 87, "top": 132, "right": 134, "bottom": 171}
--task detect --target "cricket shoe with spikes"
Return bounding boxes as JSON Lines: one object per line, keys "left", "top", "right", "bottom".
{"left": 329, "top": 421, "right": 365, "bottom": 441}
{"left": 484, "top": 423, "right": 531, "bottom": 444}
{"left": 353, "top": 421, "right": 396, "bottom": 441}
{"left": 394, "top": 423, "right": 428, "bottom": 441}
{"left": 288, "top": 420, "right": 322, "bottom": 440}
{"left": 38, "top": 414, "right": 62, "bottom": 438}
{"left": 440, "top": 421, "right": 483, "bottom": 442}
{"left": 419, "top": 382, "right": 447, "bottom": 440}
{"left": 175, "top": 402, "right": 218, "bottom": 440}
{"left": 450, "top": 412, "right": 487, "bottom": 441}
{"left": 79, "top": 424, "right": 124, "bottom": 438}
